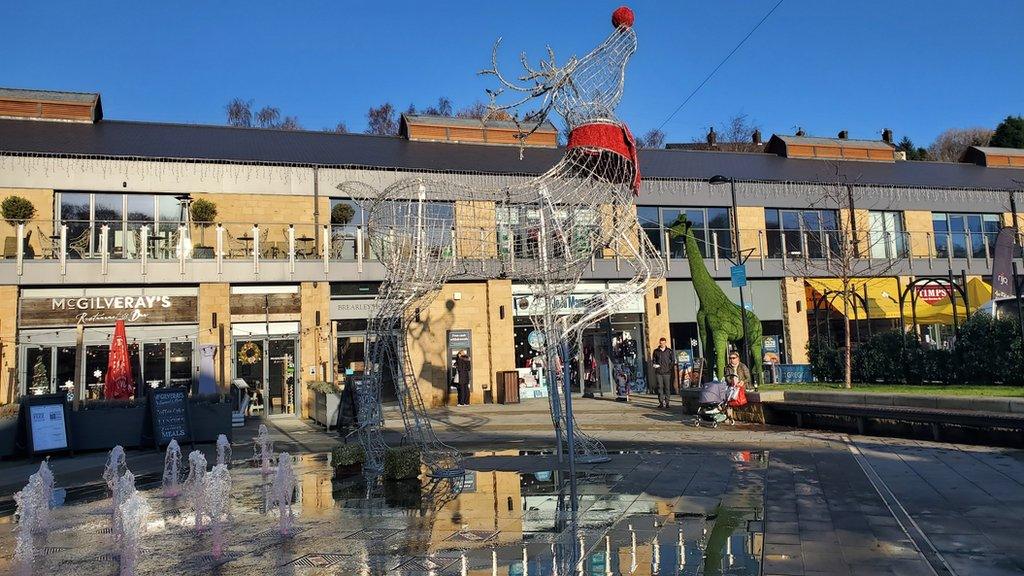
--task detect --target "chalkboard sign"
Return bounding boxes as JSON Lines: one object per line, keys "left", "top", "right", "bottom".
{"left": 148, "top": 388, "right": 192, "bottom": 447}
{"left": 24, "top": 394, "right": 73, "bottom": 455}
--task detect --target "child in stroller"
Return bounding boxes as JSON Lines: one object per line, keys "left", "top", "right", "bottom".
{"left": 691, "top": 376, "right": 735, "bottom": 428}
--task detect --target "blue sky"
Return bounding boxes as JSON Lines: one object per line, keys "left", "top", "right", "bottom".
{"left": 4, "top": 1, "right": 1023, "bottom": 147}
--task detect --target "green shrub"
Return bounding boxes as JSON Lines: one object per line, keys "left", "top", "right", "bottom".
{"left": 383, "top": 445, "right": 421, "bottom": 480}
{"left": 954, "top": 314, "right": 1023, "bottom": 385}
{"left": 1, "top": 196, "right": 36, "bottom": 224}
{"left": 807, "top": 335, "right": 843, "bottom": 382}
{"left": 308, "top": 380, "right": 341, "bottom": 394}
{"left": 331, "top": 443, "right": 365, "bottom": 467}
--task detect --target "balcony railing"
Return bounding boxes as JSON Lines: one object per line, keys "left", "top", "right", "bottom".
{"left": 3, "top": 220, "right": 1021, "bottom": 277}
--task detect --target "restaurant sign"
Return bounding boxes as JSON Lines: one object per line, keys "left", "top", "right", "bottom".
{"left": 20, "top": 295, "right": 198, "bottom": 328}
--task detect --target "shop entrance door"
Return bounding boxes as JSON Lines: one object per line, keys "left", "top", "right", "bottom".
{"left": 235, "top": 338, "right": 297, "bottom": 416}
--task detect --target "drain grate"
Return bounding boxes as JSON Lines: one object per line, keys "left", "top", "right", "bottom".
{"left": 283, "top": 553, "right": 352, "bottom": 568}
{"left": 344, "top": 527, "right": 402, "bottom": 540}
{"left": 444, "top": 529, "right": 499, "bottom": 543}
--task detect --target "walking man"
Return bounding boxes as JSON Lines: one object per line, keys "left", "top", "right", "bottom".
{"left": 651, "top": 337, "right": 675, "bottom": 408}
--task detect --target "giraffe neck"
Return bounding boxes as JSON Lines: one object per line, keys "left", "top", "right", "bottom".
{"left": 684, "top": 227, "right": 730, "bottom": 306}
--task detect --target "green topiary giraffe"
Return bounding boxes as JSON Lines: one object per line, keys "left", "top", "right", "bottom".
{"left": 668, "top": 214, "right": 762, "bottom": 384}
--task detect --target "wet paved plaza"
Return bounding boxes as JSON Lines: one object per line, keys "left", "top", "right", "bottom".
{"left": 1, "top": 395, "right": 1023, "bottom": 575}
{"left": 0, "top": 450, "right": 767, "bottom": 575}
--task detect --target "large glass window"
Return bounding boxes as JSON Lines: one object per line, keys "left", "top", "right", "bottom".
{"left": 765, "top": 208, "right": 840, "bottom": 259}
{"left": 635, "top": 206, "right": 732, "bottom": 259}
{"left": 496, "top": 205, "right": 598, "bottom": 260}
{"left": 329, "top": 198, "right": 366, "bottom": 260}
{"left": 169, "top": 342, "right": 194, "bottom": 390}
{"left": 932, "top": 212, "right": 1001, "bottom": 259}
{"left": 868, "top": 211, "right": 908, "bottom": 259}
{"left": 56, "top": 192, "right": 186, "bottom": 259}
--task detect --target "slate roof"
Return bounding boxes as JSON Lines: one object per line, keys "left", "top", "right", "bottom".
{"left": 1, "top": 118, "right": 1023, "bottom": 190}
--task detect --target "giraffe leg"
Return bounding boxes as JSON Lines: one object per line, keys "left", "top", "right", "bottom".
{"left": 714, "top": 332, "right": 729, "bottom": 381}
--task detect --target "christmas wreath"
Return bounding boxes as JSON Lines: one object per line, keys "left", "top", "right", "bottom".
{"left": 239, "top": 341, "right": 262, "bottom": 365}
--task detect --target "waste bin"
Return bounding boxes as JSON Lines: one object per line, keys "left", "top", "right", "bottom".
{"left": 496, "top": 370, "right": 520, "bottom": 404}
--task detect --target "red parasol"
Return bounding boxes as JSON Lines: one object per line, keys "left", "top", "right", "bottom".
{"left": 104, "top": 320, "right": 135, "bottom": 399}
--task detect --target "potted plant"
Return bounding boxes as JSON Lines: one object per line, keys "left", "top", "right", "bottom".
{"left": 0, "top": 403, "right": 20, "bottom": 458}
{"left": 308, "top": 380, "right": 342, "bottom": 428}
{"left": 2, "top": 196, "right": 37, "bottom": 259}
{"left": 331, "top": 202, "right": 355, "bottom": 226}
{"left": 330, "top": 443, "right": 365, "bottom": 478}
{"left": 1, "top": 195, "right": 36, "bottom": 224}
{"left": 71, "top": 398, "right": 147, "bottom": 451}
{"left": 189, "top": 393, "right": 233, "bottom": 442}
{"left": 189, "top": 198, "right": 218, "bottom": 259}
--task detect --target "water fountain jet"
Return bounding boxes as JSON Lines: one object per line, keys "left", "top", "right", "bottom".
{"left": 184, "top": 450, "right": 208, "bottom": 530}
{"left": 117, "top": 491, "right": 150, "bottom": 576}
{"left": 270, "top": 452, "right": 296, "bottom": 535}
{"left": 206, "top": 464, "right": 232, "bottom": 558}
{"left": 253, "top": 424, "right": 274, "bottom": 475}
{"left": 161, "top": 439, "right": 183, "bottom": 497}
{"left": 216, "top": 434, "right": 232, "bottom": 468}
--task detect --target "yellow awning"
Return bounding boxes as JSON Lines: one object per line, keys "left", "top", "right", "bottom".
{"left": 806, "top": 277, "right": 991, "bottom": 325}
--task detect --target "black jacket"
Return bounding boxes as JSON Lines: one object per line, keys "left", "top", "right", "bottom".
{"left": 652, "top": 347, "right": 675, "bottom": 375}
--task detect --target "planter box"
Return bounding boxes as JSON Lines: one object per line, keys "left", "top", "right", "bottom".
{"left": 71, "top": 406, "right": 147, "bottom": 451}
{"left": 0, "top": 418, "right": 19, "bottom": 458}
{"left": 189, "top": 401, "right": 232, "bottom": 443}
{"left": 193, "top": 246, "right": 215, "bottom": 259}
{"left": 311, "top": 390, "right": 342, "bottom": 428}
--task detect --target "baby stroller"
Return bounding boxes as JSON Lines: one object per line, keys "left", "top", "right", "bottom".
{"left": 691, "top": 378, "right": 733, "bottom": 428}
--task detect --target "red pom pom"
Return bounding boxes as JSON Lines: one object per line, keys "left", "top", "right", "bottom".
{"left": 612, "top": 6, "right": 634, "bottom": 29}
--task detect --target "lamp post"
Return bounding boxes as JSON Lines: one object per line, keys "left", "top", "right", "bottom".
{"left": 709, "top": 175, "right": 753, "bottom": 378}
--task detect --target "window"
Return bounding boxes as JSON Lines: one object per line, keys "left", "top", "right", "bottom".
{"left": 932, "top": 212, "right": 1001, "bottom": 259}
{"left": 329, "top": 198, "right": 367, "bottom": 260}
{"left": 868, "top": 211, "right": 908, "bottom": 259}
{"left": 56, "top": 192, "right": 186, "bottom": 259}
{"left": 496, "top": 205, "right": 599, "bottom": 260}
{"left": 635, "top": 206, "right": 732, "bottom": 259}
{"left": 765, "top": 209, "right": 839, "bottom": 259}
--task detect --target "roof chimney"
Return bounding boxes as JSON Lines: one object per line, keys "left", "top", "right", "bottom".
{"left": 795, "top": 127, "right": 806, "bottom": 137}
{"left": 752, "top": 129, "right": 762, "bottom": 146}
{"left": 882, "top": 128, "right": 893, "bottom": 144}
{"left": 838, "top": 130, "right": 848, "bottom": 140}
{"left": 706, "top": 126, "right": 717, "bottom": 146}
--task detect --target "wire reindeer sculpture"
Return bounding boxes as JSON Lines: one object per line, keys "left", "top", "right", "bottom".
{"left": 339, "top": 6, "right": 663, "bottom": 477}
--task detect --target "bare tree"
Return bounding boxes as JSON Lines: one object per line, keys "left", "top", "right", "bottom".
{"left": 366, "top": 102, "right": 398, "bottom": 136}
{"left": 225, "top": 99, "right": 302, "bottom": 130}
{"left": 927, "top": 127, "right": 992, "bottom": 162}
{"left": 638, "top": 129, "right": 665, "bottom": 149}
{"left": 691, "top": 113, "right": 763, "bottom": 151}
{"left": 422, "top": 97, "right": 453, "bottom": 117}
{"left": 456, "top": 101, "right": 513, "bottom": 121}
{"left": 325, "top": 121, "right": 348, "bottom": 134}
{"left": 793, "top": 164, "right": 908, "bottom": 388}
{"left": 226, "top": 98, "right": 253, "bottom": 127}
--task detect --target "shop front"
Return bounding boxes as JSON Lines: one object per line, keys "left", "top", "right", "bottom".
{"left": 230, "top": 286, "right": 303, "bottom": 416}
{"left": 17, "top": 287, "right": 200, "bottom": 398}
{"left": 511, "top": 283, "right": 647, "bottom": 398}
{"left": 328, "top": 282, "right": 397, "bottom": 403}
{"left": 667, "top": 279, "right": 784, "bottom": 381}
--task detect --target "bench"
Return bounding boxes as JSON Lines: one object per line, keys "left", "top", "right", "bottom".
{"left": 764, "top": 401, "right": 1024, "bottom": 442}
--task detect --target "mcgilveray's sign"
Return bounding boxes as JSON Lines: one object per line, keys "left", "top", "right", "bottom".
{"left": 20, "top": 295, "right": 198, "bottom": 328}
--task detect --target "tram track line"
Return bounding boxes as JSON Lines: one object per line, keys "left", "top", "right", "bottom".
{"left": 842, "top": 434, "right": 956, "bottom": 576}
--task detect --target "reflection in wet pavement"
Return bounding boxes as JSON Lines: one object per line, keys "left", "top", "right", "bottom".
{"left": 0, "top": 451, "right": 766, "bottom": 575}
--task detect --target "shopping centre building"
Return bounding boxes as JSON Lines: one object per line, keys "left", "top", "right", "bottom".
{"left": 1, "top": 88, "right": 1022, "bottom": 417}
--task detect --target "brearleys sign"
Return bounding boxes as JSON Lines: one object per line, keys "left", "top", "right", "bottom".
{"left": 20, "top": 295, "right": 197, "bottom": 327}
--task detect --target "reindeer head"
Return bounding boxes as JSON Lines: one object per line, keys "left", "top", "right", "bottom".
{"left": 482, "top": 7, "right": 638, "bottom": 132}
